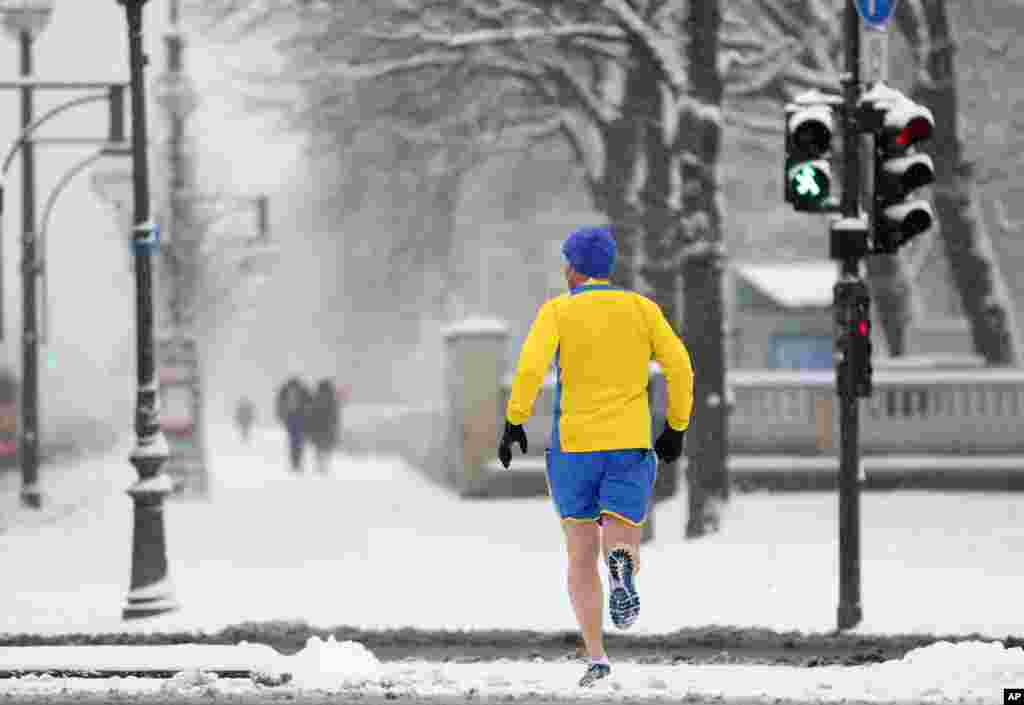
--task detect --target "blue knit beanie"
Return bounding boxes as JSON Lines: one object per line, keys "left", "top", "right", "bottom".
{"left": 562, "top": 225, "right": 616, "bottom": 279}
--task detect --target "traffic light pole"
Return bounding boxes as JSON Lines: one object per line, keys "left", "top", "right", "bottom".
{"left": 836, "top": 0, "right": 864, "bottom": 631}
{"left": 17, "top": 30, "right": 41, "bottom": 510}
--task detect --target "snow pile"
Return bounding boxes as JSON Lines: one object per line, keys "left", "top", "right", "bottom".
{"left": 2, "top": 639, "right": 1024, "bottom": 702}
{"left": 284, "top": 635, "right": 380, "bottom": 690}
{"left": 161, "top": 668, "right": 221, "bottom": 697}
{"left": 854, "top": 639, "right": 1024, "bottom": 702}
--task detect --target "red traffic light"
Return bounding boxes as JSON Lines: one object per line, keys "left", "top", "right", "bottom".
{"left": 877, "top": 98, "right": 935, "bottom": 153}
{"left": 856, "top": 320, "right": 870, "bottom": 337}
{"left": 895, "top": 116, "right": 932, "bottom": 147}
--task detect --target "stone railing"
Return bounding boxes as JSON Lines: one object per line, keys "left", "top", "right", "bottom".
{"left": 356, "top": 319, "right": 1024, "bottom": 496}
{"left": 729, "top": 369, "right": 1024, "bottom": 455}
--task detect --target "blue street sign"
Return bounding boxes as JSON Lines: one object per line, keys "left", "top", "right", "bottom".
{"left": 854, "top": 0, "right": 897, "bottom": 26}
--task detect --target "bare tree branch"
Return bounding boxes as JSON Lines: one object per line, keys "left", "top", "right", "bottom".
{"left": 722, "top": 36, "right": 804, "bottom": 96}
{"left": 362, "top": 23, "right": 626, "bottom": 47}
{"left": 725, "top": 110, "right": 783, "bottom": 135}
{"left": 600, "top": 0, "right": 688, "bottom": 92}
{"left": 538, "top": 55, "right": 618, "bottom": 126}
{"left": 782, "top": 61, "right": 841, "bottom": 93}
{"left": 893, "top": 0, "right": 933, "bottom": 87}
{"left": 559, "top": 114, "right": 603, "bottom": 186}
{"left": 994, "top": 198, "right": 1024, "bottom": 232}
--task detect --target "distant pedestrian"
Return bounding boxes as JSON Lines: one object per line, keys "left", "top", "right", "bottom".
{"left": 307, "top": 378, "right": 340, "bottom": 475}
{"left": 275, "top": 376, "right": 312, "bottom": 473}
{"left": 234, "top": 396, "right": 256, "bottom": 443}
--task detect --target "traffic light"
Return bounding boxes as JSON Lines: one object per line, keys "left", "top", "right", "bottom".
{"left": 835, "top": 280, "right": 872, "bottom": 399}
{"left": 848, "top": 301, "right": 873, "bottom": 398}
{"left": 784, "top": 96, "right": 838, "bottom": 212}
{"left": 865, "top": 88, "right": 936, "bottom": 253}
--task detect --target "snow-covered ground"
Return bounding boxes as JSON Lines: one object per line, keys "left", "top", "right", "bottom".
{"left": 3, "top": 418, "right": 1023, "bottom": 637}
{"left": 1, "top": 638, "right": 1024, "bottom": 703}
{"left": 3, "top": 415, "right": 1024, "bottom": 701}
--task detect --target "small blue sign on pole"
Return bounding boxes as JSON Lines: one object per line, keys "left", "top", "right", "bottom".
{"left": 854, "top": 0, "right": 898, "bottom": 27}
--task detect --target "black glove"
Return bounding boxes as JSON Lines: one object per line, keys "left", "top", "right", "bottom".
{"left": 498, "top": 422, "right": 528, "bottom": 469}
{"left": 654, "top": 423, "right": 686, "bottom": 464}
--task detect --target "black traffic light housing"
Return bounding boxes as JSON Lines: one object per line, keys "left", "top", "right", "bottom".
{"left": 859, "top": 84, "right": 936, "bottom": 254}
{"left": 784, "top": 92, "right": 841, "bottom": 213}
{"left": 829, "top": 216, "right": 870, "bottom": 261}
{"left": 835, "top": 279, "right": 873, "bottom": 399}
{"left": 848, "top": 298, "right": 873, "bottom": 398}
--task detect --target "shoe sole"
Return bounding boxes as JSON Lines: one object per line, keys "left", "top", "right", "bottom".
{"left": 608, "top": 551, "right": 639, "bottom": 629}
{"left": 578, "top": 666, "right": 611, "bottom": 688}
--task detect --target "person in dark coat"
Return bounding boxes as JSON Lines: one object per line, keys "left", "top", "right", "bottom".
{"left": 275, "top": 377, "right": 313, "bottom": 472}
{"left": 307, "top": 378, "right": 340, "bottom": 475}
{"left": 234, "top": 396, "right": 256, "bottom": 443}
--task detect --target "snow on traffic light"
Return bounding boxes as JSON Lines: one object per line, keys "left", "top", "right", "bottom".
{"left": 861, "top": 84, "right": 936, "bottom": 253}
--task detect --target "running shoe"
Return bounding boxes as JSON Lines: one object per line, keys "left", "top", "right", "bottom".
{"left": 578, "top": 662, "right": 611, "bottom": 687}
{"left": 607, "top": 547, "right": 640, "bottom": 629}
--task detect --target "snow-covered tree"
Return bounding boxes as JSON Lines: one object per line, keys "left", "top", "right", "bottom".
{"left": 895, "top": 0, "right": 1022, "bottom": 365}
{"left": 191, "top": 0, "right": 855, "bottom": 538}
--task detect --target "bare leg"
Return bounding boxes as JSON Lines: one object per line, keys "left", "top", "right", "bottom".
{"left": 562, "top": 520, "right": 606, "bottom": 661}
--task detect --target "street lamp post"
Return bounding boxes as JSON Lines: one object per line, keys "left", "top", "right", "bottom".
{"left": 118, "top": 0, "right": 178, "bottom": 619}
{"left": 153, "top": 0, "right": 205, "bottom": 499}
{"left": 0, "top": 0, "right": 54, "bottom": 509}
{"left": 147, "top": 0, "right": 275, "bottom": 499}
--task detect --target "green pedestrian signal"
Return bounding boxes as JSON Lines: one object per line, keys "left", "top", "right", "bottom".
{"left": 793, "top": 164, "right": 822, "bottom": 196}
{"left": 787, "top": 160, "right": 831, "bottom": 210}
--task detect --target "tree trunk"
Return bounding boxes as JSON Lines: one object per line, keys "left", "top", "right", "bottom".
{"left": 429, "top": 174, "right": 461, "bottom": 316}
{"left": 676, "top": 0, "right": 729, "bottom": 539}
{"left": 633, "top": 48, "right": 677, "bottom": 546}
{"left": 863, "top": 254, "right": 914, "bottom": 355}
{"left": 599, "top": 57, "right": 646, "bottom": 292}
{"left": 681, "top": 254, "right": 728, "bottom": 536}
{"left": 637, "top": 60, "right": 679, "bottom": 330}
{"left": 896, "top": 0, "right": 1023, "bottom": 365}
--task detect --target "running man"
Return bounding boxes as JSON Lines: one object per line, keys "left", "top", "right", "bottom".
{"left": 498, "top": 225, "right": 694, "bottom": 688}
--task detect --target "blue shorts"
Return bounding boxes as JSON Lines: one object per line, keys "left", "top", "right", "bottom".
{"left": 545, "top": 448, "right": 657, "bottom": 527}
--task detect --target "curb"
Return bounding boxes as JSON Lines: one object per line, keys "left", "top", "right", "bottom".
{"left": 3, "top": 624, "right": 1022, "bottom": 669}
{"left": 0, "top": 668, "right": 259, "bottom": 680}
{"left": 0, "top": 644, "right": 290, "bottom": 682}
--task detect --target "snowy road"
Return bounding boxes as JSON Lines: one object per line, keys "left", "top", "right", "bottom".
{"left": 4, "top": 422, "right": 1024, "bottom": 703}
{"left": 2, "top": 416, "right": 1024, "bottom": 638}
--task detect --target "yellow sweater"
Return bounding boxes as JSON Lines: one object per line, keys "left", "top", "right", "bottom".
{"left": 506, "top": 280, "right": 694, "bottom": 452}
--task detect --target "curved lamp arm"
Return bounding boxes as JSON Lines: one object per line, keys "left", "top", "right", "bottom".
{"left": 39, "top": 146, "right": 130, "bottom": 343}
{"left": 0, "top": 93, "right": 108, "bottom": 176}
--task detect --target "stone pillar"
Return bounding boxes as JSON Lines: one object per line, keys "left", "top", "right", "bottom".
{"left": 815, "top": 396, "right": 835, "bottom": 453}
{"left": 443, "top": 318, "right": 509, "bottom": 497}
